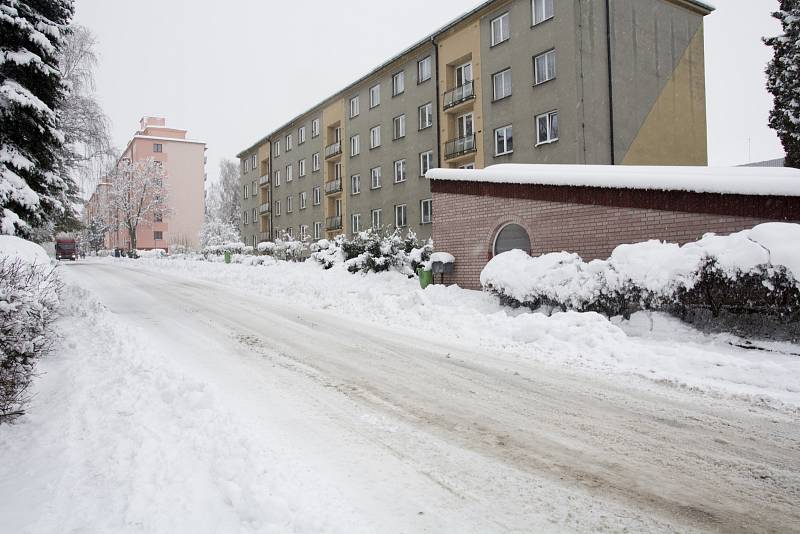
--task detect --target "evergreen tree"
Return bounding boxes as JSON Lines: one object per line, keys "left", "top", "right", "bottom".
{"left": 83, "top": 215, "right": 106, "bottom": 253}
{"left": 0, "top": 0, "right": 77, "bottom": 238}
{"left": 764, "top": 0, "right": 800, "bottom": 168}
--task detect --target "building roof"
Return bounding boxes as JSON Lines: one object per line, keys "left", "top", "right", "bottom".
{"left": 426, "top": 164, "right": 800, "bottom": 197}
{"left": 237, "top": 0, "right": 715, "bottom": 158}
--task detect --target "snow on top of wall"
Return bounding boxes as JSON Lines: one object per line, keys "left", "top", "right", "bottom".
{"left": 430, "top": 252, "right": 455, "bottom": 264}
{"left": 426, "top": 164, "right": 800, "bottom": 197}
{"left": 0, "top": 235, "right": 51, "bottom": 265}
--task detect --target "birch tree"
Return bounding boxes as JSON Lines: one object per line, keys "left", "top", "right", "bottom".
{"left": 108, "top": 157, "right": 170, "bottom": 250}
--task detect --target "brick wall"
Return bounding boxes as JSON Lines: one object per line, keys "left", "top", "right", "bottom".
{"left": 432, "top": 187, "right": 799, "bottom": 289}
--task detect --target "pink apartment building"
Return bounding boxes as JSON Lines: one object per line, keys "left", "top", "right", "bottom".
{"left": 91, "top": 117, "right": 207, "bottom": 251}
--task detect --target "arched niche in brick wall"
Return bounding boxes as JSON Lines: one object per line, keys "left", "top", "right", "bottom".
{"left": 491, "top": 222, "right": 532, "bottom": 258}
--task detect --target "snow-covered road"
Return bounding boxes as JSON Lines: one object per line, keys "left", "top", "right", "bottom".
{"left": 3, "top": 259, "right": 799, "bottom": 533}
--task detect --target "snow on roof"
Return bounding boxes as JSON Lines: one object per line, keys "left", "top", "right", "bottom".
{"left": 133, "top": 135, "right": 206, "bottom": 146}
{"left": 426, "top": 164, "right": 800, "bottom": 197}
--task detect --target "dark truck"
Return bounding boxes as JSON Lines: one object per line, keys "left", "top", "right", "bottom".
{"left": 55, "top": 238, "right": 77, "bottom": 261}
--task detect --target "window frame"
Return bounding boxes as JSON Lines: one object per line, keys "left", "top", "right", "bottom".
{"left": 314, "top": 221, "right": 322, "bottom": 240}
{"left": 369, "top": 83, "right": 381, "bottom": 108}
{"left": 417, "top": 56, "right": 432, "bottom": 83}
{"left": 494, "top": 124, "right": 514, "bottom": 156}
{"left": 492, "top": 68, "right": 513, "bottom": 101}
{"left": 351, "top": 174, "right": 361, "bottom": 195}
{"left": 274, "top": 169, "right": 281, "bottom": 187}
{"left": 300, "top": 191, "right": 307, "bottom": 209}
{"left": 286, "top": 134, "right": 293, "bottom": 151}
{"left": 312, "top": 152, "right": 321, "bottom": 172}
{"left": 153, "top": 143, "right": 163, "bottom": 153}
{"left": 313, "top": 186, "right": 321, "bottom": 205}
{"left": 370, "top": 166, "right": 382, "bottom": 189}
{"left": 286, "top": 163, "right": 293, "bottom": 182}
{"left": 154, "top": 230, "right": 163, "bottom": 240}
{"left": 370, "top": 125, "right": 381, "bottom": 149}
{"left": 350, "top": 134, "right": 360, "bottom": 157}
{"left": 274, "top": 200, "right": 281, "bottom": 216}
{"left": 393, "top": 114, "right": 406, "bottom": 140}
{"left": 351, "top": 213, "right": 362, "bottom": 234}
{"left": 420, "top": 198, "right": 432, "bottom": 224}
{"left": 490, "top": 12, "right": 510, "bottom": 47}
{"left": 273, "top": 142, "right": 280, "bottom": 158}
{"left": 286, "top": 195, "right": 293, "bottom": 213}
{"left": 393, "top": 159, "right": 407, "bottom": 183}
{"left": 394, "top": 204, "right": 407, "bottom": 228}
{"left": 371, "top": 208, "right": 382, "bottom": 230}
{"left": 532, "top": 0, "right": 554, "bottom": 26}
{"left": 419, "top": 150, "right": 433, "bottom": 177}
{"left": 392, "top": 71, "right": 405, "bottom": 96}
{"left": 534, "top": 49, "right": 557, "bottom": 85}
{"left": 535, "top": 110, "right": 559, "bottom": 146}
{"left": 418, "top": 102, "right": 433, "bottom": 130}
{"left": 298, "top": 126, "right": 306, "bottom": 144}
{"left": 299, "top": 158, "right": 306, "bottom": 177}
{"left": 349, "top": 95, "right": 360, "bottom": 118}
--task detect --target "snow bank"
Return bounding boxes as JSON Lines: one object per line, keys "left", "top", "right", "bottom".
{"left": 0, "top": 235, "right": 50, "bottom": 265}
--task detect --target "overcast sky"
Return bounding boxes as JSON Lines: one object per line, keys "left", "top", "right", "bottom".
{"left": 74, "top": 0, "right": 784, "bottom": 193}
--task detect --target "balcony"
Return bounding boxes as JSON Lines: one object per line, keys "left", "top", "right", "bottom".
{"left": 259, "top": 202, "right": 270, "bottom": 215}
{"left": 259, "top": 232, "right": 271, "bottom": 242}
{"left": 326, "top": 216, "right": 342, "bottom": 231}
{"left": 324, "top": 179, "right": 342, "bottom": 195}
{"left": 324, "top": 141, "right": 342, "bottom": 159}
{"left": 443, "top": 81, "right": 475, "bottom": 110}
{"left": 444, "top": 134, "right": 477, "bottom": 160}
{"left": 259, "top": 174, "right": 270, "bottom": 187}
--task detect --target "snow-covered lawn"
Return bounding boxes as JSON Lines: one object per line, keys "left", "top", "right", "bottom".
{"left": 113, "top": 256, "right": 800, "bottom": 411}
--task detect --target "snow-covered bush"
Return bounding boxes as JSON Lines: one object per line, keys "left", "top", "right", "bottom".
{"left": 482, "top": 223, "right": 800, "bottom": 323}
{"left": 136, "top": 249, "right": 167, "bottom": 259}
{"left": 256, "top": 237, "right": 308, "bottom": 261}
{"left": 201, "top": 241, "right": 246, "bottom": 257}
{"left": 310, "top": 228, "right": 433, "bottom": 275}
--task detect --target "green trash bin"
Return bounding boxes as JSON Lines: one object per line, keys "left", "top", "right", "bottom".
{"left": 224, "top": 251, "right": 231, "bottom": 264}
{"left": 417, "top": 267, "right": 433, "bottom": 289}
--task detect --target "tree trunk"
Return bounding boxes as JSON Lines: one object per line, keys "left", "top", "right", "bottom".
{"left": 128, "top": 225, "right": 137, "bottom": 251}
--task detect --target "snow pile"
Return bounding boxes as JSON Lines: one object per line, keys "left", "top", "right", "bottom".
{"left": 482, "top": 223, "right": 800, "bottom": 321}
{"left": 0, "top": 235, "right": 51, "bottom": 265}
{"left": 311, "top": 228, "right": 432, "bottom": 275}
{"left": 135, "top": 248, "right": 166, "bottom": 259}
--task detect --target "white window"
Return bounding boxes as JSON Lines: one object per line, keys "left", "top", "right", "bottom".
{"left": 351, "top": 174, "right": 361, "bottom": 195}
{"left": 311, "top": 118, "right": 320, "bottom": 137}
{"left": 493, "top": 68, "right": 512, "bottom": 100}
{"left": 286, "top": 164, "right": 293, "bottom": 182}
{"left": 533, "top": 0, "right": 554, "bottom": 25}
{"left": 300, "top": 224, "right": 308, "bottom": 240}
{"left": 395, "top": 204, "right": 407, "bottom": 228}
{"left": 369, "top": 83, "right": 380, "bottom": 108}
{"left": 371, "top": 209, "right": 382, "bottom": 230}
{"left": 244, "top": 184, "right": 249, "bottom": 198}
{"left": 334, "top": 162, "right": 343, "bottom": 180}
{"left": 300, "top": 191, "right": 307, "bottom": 209}
{"left": 421, "top": 198, "right": 432, "bottom": 224}
{"left": 299, "top": 159, "right": 306, "bottom": 177}
{"left": 251, "top": 180, "right": 256, "bottom": 196}
{"left": 286, "top": 195, "right": 293, "bottom": 213}
{"left": 457, "top": 112, "right": 474, "bottom": 137}
{"left": 370, "top": 125, "right": 381, "bottom": 148}
{"left": 418, "top": 56, "right": 432, "bottom": 83}
{"left": 350, "top": 96, "right": 360, "bottom": 118}
{"left": 455, "top": 62, "right": 473, "bottom": 86}
{"left": 394, "top": 159, "right": 406, "bottom": 183}
{"left": 274, "top": 170, "right": 281, "bottom": 187}
{"left": 370, "top": 166, "right": 381, "bottom": 189}
{"left": 418, "top": 102, "right": 433, "bottom": 130}
{"left": 314, "top": 222, "right": 322, "bottom": 240}
{"left": 352, "top": 213, "right": 362, "bottom": 234}
{"left": 273, "top": 142, "right": 280, "bottom": 158}
{"left": 286, "top": 227, "right": 293, "bottom": 239}
{"left": 274, "top": 200, "right": 281, "bottom": 215}
{"left": 392, "top": 71, "right": 405, "bottom": 96}
{"left": 298, "top": 126, "right": 306, "bottom": 144}
{"left": 350, "top": 134, "right": 360, "bottom": 156}
{"left": 286, "top": 134, "right": 293, "bottom": 151}
{"left": 536, "top": 110, "right": 559, "bottom": 145}
{"left": 491, "top": 12, "right": 510, "bottom": 46}
{"left": 393, "top": 114, "right": 406, "bottom": 140}
{"left": 153, "top": 143, "right": 162, "bottom": 153}
{"left": 312, "top": 152, "right": 320, "bottom": 171}
{"left": 251, "top": 154, "right": 257, "bottom": 170}
{"left": 243, "top": 158, "right": 249, "bottom": 173}
{"left": 243, "top": 210, "right": 248, "bottom": 225}
{"left": 313, "top": 186, "right": 321, "bottom": 205}
{"left": 334, "top": 126, "right": 342, "bottom": 144}
{"left": 419, "top": 150, "right": 433, "bottom": 176}
{"left": 534, "top": 49, "right": 556, "bottom": 85}
{"left": 494, "top": 125, "right": 514, "bottom": 155}
{"left": 252, "top": 207, "right": 257, "bottom": 223}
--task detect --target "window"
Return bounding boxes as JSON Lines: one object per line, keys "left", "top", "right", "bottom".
{"left": 455, "top": 62, "right": 473, "bottom": 86}
{"left": 274, "top": 170, "right": 281, "bottom": 187}
{"left": 252, "top": 207, "right": 257, "bottom": 223}
{"left": 494, "top": 223, "right": 531, "bottom": 255}
{"left": 350, "top": 96, "right": 360, "bottom": 118}
{"left": 352, "top": 213, "right": 362, "bottom": 234}
{"left": 493, "top": 68, "right": 512, "bottom": 100}
{"left": 300, "top": 191, "right": 307, "bottom": 209}
{"left": 392, "top": 71, "right": 405, "bottom": 96}
{"left": 243, "top": 158, "right": 248, "bottom": 173}
{"left": 251, "top": 154, "right": 257, "bottom": 170}
{"left": 534, "top": 49, "right": 556, "bottom": 85}
{"left": 154, "top": 230, "right": 163, "bottom": 240}
{"left": 394, "top": 159, "right": 406, "bottom": 183}
{"left": 491, "top": 12, "right": 510, "bottom": 46}
{"left": 300, "top": 225, "right": 308, "bottom": 240}
{"left": 533, "top": 0, "right": 554, "bottom": 25}
{"left": 286, "top": 134, "right": 293, "bottom": 151}
{"left": 244, "top": 184, "right": 249, "bottom": 198}
{"left": 298, "top": 126, "right": 306, "bottom": 144}
{"left": 351, "top": 174, "right": 361, "bottom": 195}
{"left": 460, "top": 163, "right": 475, "bottom": 170}
{"left": 313, "top": 186, "right": 321, "bottom": 205}
{"left": 299, "top": 159, "right": 306, "bottom": 177}
{"left": 153, "top": 143, "right": 162, "bottom": 153}
{"left": 393, "top": 114, "right": 406, "bottom": 140}
{"left": 286, "top": 195, "right": 293, "bottom": 213}
{"left": 243, "top": 210, "right": 248, "bottom": 225}
{"left": 420, "top": 199, "right": 432, "bottom": 224}
{"left": 418, "top": 102, "right": 433, "bottom": 130}
{"left": 252, "top": 235, "right": 257, "bottom": 247}
{"left": 312, "top": 152, "right": 320, "bottom": 172}
{"left": 286, "top": 227, "right": 293, "bottom": 239}
{"left": 536, "top": 111, "right": 559, "bottom": 145}
{"left": 286, "top": 164, "right": 293, "bottom": 182}
{"left": 370, "top": 167, "right": 381, "bottom": 189}
{"left": 395, "top": 204, "right": 407, "bottom": 228}
{"left": 419, "top": 150, "right": 433, "bottom": 176}
{"left": 369, "top": 84, "right": 380, "bottom": 108}
{"left": 350, "top": 134, "right": 360, "bottom": 156}
{"left": 370, "top": 125, "right": 381, "bottom": 149}
{"left": 311, "top": 118, "right": 320, "bottom": 138}
{"left": 334, "top": 162, "right": 343, "bottom": 180}
{"left": 494, "top": 125, "right": 514, "bottom": 155}
{"left": 418, "top": 56, "right": 432, "bottom": 83}
{"left": 371, "top": 209, "right": 382, "bottom": 230}
{"left": 314, "top": 222, "right": 322, "bottom": 240}
{"left": 251, "top": 181, "right": 256, "bottom": 196}
{"left": 273, "top": 142, "right": 280, "bottom": 158}
{"left": 274, "top": 200, "right": 281, "bottom": 216}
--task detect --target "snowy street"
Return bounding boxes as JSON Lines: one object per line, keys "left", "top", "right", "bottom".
{"left": 1, "top": 258, "right": 797, "bottom": 533}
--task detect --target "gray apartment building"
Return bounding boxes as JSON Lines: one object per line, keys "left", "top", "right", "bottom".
{"left": 237, "top": 0, "right": 713, "bottom": 247}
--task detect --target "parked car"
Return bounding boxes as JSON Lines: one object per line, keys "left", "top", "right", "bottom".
{"left": 55, "top": 238, "right": 77, "bottom": 261}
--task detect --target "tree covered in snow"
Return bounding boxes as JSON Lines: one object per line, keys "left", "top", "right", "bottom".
{"left": 107, "top": 157, "right": 170, "bottom": 251}
{"left": 764, "top": 0, "right": 800, "bottom": 168}
{"left": 82, "top": 214, "right": 106, "bottom": 253}
{"left": 0, "top": 0, "right": 78, "bottom": 238}
{"left": 205, "top": 158, "right": 241, "bottom": 227}
{"left": 199, "top": 216, "right": 240, "bottom": 249}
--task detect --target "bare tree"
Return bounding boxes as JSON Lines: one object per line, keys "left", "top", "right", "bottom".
{"left": 108, "top": 158, "right": 171, "bottom": 251}
{"left": 206, "top": 159, "right": 241, "bottom": 227}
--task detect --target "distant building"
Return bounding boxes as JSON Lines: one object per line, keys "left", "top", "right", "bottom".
{"left": 88, "top": 117, "right": 207, "bottom": 251}
{"left": 741, "top": 158, "right": 786, "bottom": 168}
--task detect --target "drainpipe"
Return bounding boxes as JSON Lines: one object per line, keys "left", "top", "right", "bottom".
{"left": 605, "top": 0, "right": 616, "bottom": 165}
{"left": 432, "top": 36, "right": 442, "bottom": 169}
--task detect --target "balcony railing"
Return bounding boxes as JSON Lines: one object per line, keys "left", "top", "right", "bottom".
{"left": 259, "top": 202, "right": 270, "bottom": 214}
{"left": 444, "top": 134, "right": 477, "bottom": 160}
{"left": 443, "top": 81, "right": 475, "bottom": 110}
{"left": 259, "top": 174, "right": 270, "bottom": 186}
{"left": 324, "top": 179, "right": 342, "bottom": 195}
{"left": 324, "top": 141, "right": 342, "bottom": 159}
{"left": 326, "top": 216, "right": 342, "bottom": 231}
